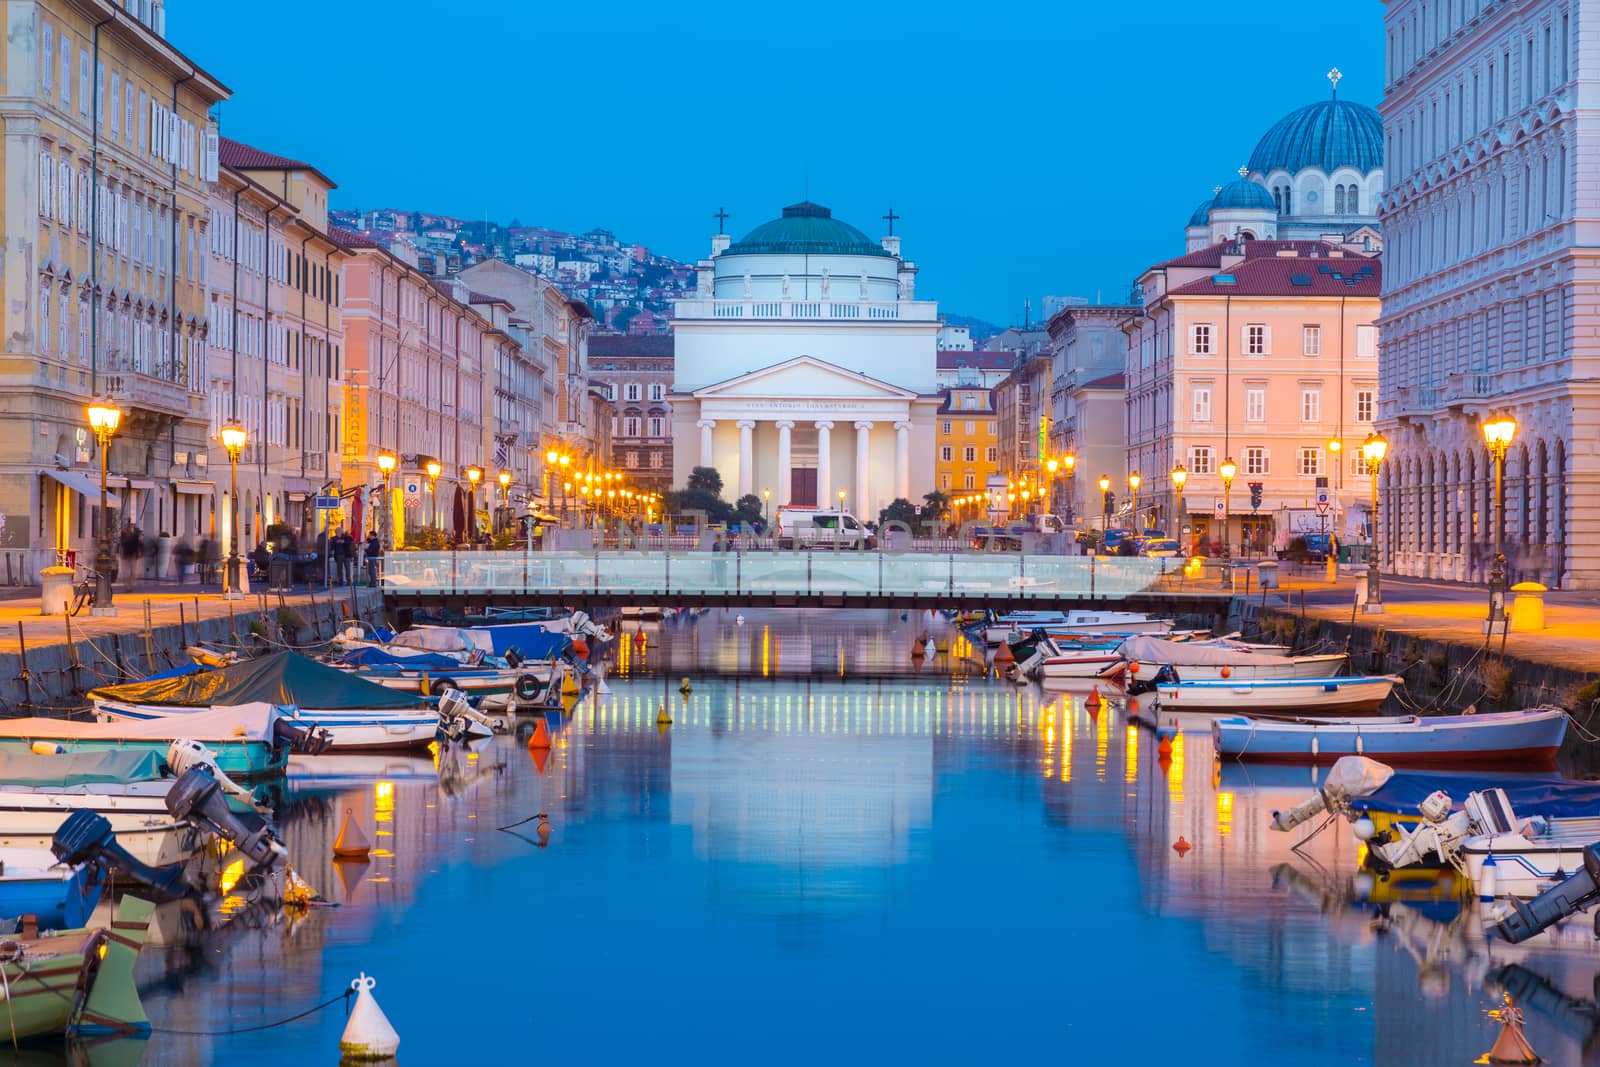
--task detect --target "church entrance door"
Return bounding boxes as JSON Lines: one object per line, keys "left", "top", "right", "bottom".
{"left": 790, "top": 468, "right": 817, "bottom": 507}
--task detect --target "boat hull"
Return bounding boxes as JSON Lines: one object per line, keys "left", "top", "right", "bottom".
{"left": 96, "top": 702, "right": 450, "bottom": 752}
{"left": 1132, "top": 654, "right": 1348, "bottom": 683}
{"left": 1039, "top": 654, "right": 1123, "bottom": 678}
{"left": 1212, "top": 709, "right": 1567, "bottom": 767}
{"left": 1155, "top": 676, "right": 1400, "bottom": 715}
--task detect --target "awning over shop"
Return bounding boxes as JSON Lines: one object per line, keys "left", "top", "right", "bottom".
{"left": 42, "top": 469, "right": 120, "bottom": 506}
{"left": 281, "top": 477, "right": 313, "bottom": 496}
{"left": 174, "top": 480, "right": 214, "bottom": 496}
{"left": 106, "top": 476, "right": 157, "bottom": 491}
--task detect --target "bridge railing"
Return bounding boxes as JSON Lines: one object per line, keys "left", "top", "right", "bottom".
{"left": 379, "top": 550, "right": 1185, "bottom": 599}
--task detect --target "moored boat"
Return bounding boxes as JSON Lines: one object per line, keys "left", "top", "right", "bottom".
{"left": 1212, "top": 707, "right": 1568, "bottom": 767}
{"left": 1118, "top": 634, "right": 1348, "bottom": 687}
{"left": 0, "top": 895, "right": 158, "bottom": 1039}
{"left": 0, "top": 704, "right": 292, "bottom": 778}
{"left": 1156, "top": 674, "right": 1401, "bottom": 715}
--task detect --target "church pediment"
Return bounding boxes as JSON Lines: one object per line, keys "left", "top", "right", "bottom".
{"left": 693, "top": 355, "right": 918, "bottom": 400}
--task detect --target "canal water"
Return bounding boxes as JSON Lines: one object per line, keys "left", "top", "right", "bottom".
{"left": 91, "top": 610, "right": 1600, "bottom": 1063}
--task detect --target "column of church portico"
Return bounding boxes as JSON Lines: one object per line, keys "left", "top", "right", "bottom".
{"left": 854, "top": 421, "right": 873, "bottom": 516}
{"left": 894, "top": 422, "right": 912, "bottom": 502}
{"left": 776, "top": 421, "right": 794, "bottom": 506}
{"left": 737, "top": 421, "right": 756, "bottom": 498}
{"left": 698, "top": 420, "right": 716, "bottom": 469}
{"left": 815, "top": 421, "right": 834, "bottom": 505}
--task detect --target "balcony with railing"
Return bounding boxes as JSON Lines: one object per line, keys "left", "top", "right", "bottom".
{"left": 101, "top": 357, "right": 199, "bottom": 421}
{"left": 674, "top": 299, "right": 939, "bottom": 322}
{"left": 1444, "top": 371, "right": 1495, "bottom": 404}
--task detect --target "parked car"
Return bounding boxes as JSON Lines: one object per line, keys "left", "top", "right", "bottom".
{"left": 776, "top": 508, "right": 875, "bottom": 550}
{"left": 1139, "top": 538, "right": 1181, "bottom": 558}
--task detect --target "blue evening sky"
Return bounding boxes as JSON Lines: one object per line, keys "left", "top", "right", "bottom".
{"left": 171, "top": 0, "right": 1383, "bottom": 326}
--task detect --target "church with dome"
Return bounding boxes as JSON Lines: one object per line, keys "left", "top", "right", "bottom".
{"left": 669, "top": 202, "right": 942, "bottom": 518}
{"left": 1184, "top": 71, "right": 1385, "bottom": 251}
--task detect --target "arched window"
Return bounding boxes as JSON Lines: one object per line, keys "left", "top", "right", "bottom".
{"left": 1347, "top": 186, "right": 1359, "bottom": 214}
{"left": 1334, "top": 185, "right": 1346, "bottom": 214}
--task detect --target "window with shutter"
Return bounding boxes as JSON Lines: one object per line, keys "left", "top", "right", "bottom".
{"left": 137, "top": 90, "right": 146, "bottom": 153}
{"left": 41, "top": 24, "right": 52, "bottom": 94}
{"left": 1246, "top": 386, "right": 1265, "bottom": 422}
{"left": 79, "top": 52, "right": 89, "bottom": 118}
{"left": 124, "top": 86, "right": 134, "bottom": 146}
{"left": 109, "top": 73, "right": 118, "bottom": 137}
{"left": 60, "top": 36, "right": 70, "bottom": 108}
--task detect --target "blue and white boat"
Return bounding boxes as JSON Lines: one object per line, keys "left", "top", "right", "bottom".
{"left": 1212, "top": 707, "right": 1568, "bottom": 767}
{"left": 1156, "top": 674, "right": 1402, "bottom": 715}
{"left": 0, "top": 848, "right": 104, "bottom": 933}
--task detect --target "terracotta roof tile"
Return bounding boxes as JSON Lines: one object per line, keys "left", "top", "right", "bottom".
{"left": 588, "top": 334, "right": 675, "bottom": 357}
{"left": 1080, "top": 372, "right": 1126, "bottom": 390}
{"left": 936, "top": 350, "right": 1013, "bottom": 370}
{"left": 1168, "top": 255, "right": 1381, "bottom": 297}
{"left": 1149, "top": 239, "right": 1350, "bottom": 271}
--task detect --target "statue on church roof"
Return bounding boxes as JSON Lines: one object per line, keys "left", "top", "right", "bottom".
{"left": 860, "top": 271, "right": 868, "bottom": 299}
{"left": 782, "top": 273, "right": 790, "bottom": 297}
{"left": 743, "top": 271, "right": 752, "bottom": 299}
{"left": 820, "top": 269, "right": 830, "bottom": 298}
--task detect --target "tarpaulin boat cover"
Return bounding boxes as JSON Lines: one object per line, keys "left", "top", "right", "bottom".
{"left": 0, "top": 749, "right": 166, "bottom": 786}
{"left": 1353, "top": 768, "right": 1600, "bottom": 820}
{"left": 88, "top": 651, "right": 421, "bottom": 710}
{"left": 337, "top": 648, "right": 464, "bottom": 671}
{"left": 137, "top": 662, "right": 204, "bottom": 682}
{"left": 391, "top": 625, "right": 568, "bottom": 659}
{"left": 1117, "top": 634, "right": 1296, "bottom": 667}
{"left": 0, "top": 702, "right": 283, "bottom": 742}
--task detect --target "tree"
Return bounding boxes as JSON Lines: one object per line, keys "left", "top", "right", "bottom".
{"left": 734, "top": 494, "right": 764, "bottom": 530}
{"left": 687, "top": 466, "right": 723, "bottom": 495}
{"left": 879, "top": 498, "right": 918, "bottom": 526}
{"left": 921, "top": 490, "right": 950, "bottom": 522}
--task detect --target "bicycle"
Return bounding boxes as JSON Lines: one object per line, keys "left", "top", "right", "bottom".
{"left": 69, "top": 568, "right": 106, "bottom": 616}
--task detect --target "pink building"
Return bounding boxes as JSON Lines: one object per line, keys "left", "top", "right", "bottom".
{"left": 1121, "top": 239, "right": 1381, "bottom": 555}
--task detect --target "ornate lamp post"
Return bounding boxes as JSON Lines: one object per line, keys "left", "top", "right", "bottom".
{"left": 762, "top": 487, "right": 771, "bottom": 529}
{"left": 425, "top": 459, "right": 442, "bottom": 532}
{"left": 1482, "top": 414, "right": 1517, "bottom": 634}
{"left": 218, "top": 423, "right": 248, "bottom": 601}
{"left": 498, "top": 470, "right": 513, "bottom": 535}
{"left": 464, "top": 465, "right": 483, "bottom": 544}
{"left": 1170, "top": 462, "right": 1188, "bottom": 552}
{"left": 1219, "top": 456, "right": 1237, "bottom": 581}
{"left": 86, "top": 401, "right": 123, "bottom": 615}
{"left": 544, "top": 449, "right": 559, "bottom": 510}
{"left": 1360, "top": 432, "right": 1388, "bottom": 613}
{"left": 1325, "top": 438, "right": 1342, "bottom": 581}
{"left": 1097, "top": 475, "right": 1111, "bottom": 531}
{"left": 376, "top": 450, "right": 397, "bottom": 549}
{"left": 1128, "top": 471, "right": 1142, "bottom": 530}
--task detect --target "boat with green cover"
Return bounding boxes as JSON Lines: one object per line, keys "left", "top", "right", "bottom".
{"left": 0, "top": 704, "right": 291, "bottom": 779}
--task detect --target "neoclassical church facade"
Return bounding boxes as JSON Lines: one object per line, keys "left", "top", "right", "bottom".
{"left": 669, "top": 203, "right": 942, "bottom": 519}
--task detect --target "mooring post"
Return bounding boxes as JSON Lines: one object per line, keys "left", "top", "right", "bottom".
{"left": 16, "top": 622, "right": 32, "bottom": 709}
{"left": 63, "top": 609, "right": 80, "bottom": 695}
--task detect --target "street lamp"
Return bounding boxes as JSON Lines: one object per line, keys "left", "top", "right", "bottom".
{"left": 1170, "top": 462, "right": 1188, "bottom": 552}
{"left": 464, "top": 465, "right": 483, "bottom": 544}
{"left": 1098, "top": 475, "right": 1111, "bottom": 531}
{"left": 375, "top": 450, "right": 397, "bottom": 550}
{"left": 86, "top": 401, "right": 122, "bottom": 614}
{"left": 1482, "top": 414, "right": 1517, "bottom": 634}
{"left": 1360, "top": 432, "right": 1389, "bottom": 613}
{"left": 1128, "top": 471, "right": 1142, "bottom": 530}
{"left": 762, "top": 487, "right": 772, "bottom": 528}
{"left": 425, "top": 459, "right": 442, "bottom": 531}
{"left": 498, "top": 470, "right": 513, "bottom": 534}
{"left": 1219, "top": 456, "right": 1238, "bottom": 581}
{"left": 219, "top": 422, "right": 248, "bottom": 602}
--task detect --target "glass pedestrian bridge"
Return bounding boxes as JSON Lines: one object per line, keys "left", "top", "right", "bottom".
{"left": 378, "top": 551, "right": 1230, "bottom": 616}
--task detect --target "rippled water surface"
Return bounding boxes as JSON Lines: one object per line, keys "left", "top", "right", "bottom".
{"left": 45, "top": 609, "right": 1600, "bottom": 1064}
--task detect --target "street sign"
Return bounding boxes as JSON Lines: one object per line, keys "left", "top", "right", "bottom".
{"left": 1316, "top": 490, "right": 1330, "bottom": 506}
{"left": 1213, "top": 499, "right": 1225, "bottom": 516}
{"left": 1316, "top": 502, "right": 1330, "bottom": 515}
{"left": 404, "top": 479, "right": 422, "bottom": 508}
{"left": 314, "top": 495, "right": 340, "bottom": 511}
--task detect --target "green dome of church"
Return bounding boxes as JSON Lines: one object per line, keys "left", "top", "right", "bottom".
{"left": 724, "top": 202, "right": 891, "bottom": 258}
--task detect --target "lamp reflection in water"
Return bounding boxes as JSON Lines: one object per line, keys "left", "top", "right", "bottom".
{"left": 1125, "top": 724, "right": 1138, "bottom": 784}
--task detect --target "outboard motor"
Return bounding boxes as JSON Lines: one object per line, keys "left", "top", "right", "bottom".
{"left": 1493, "top": 843, "right": 1600, "bottom": 944}
{"left": 505, "top": 647, "right": 524, "bottom": 669}
{"left": 437, "top": 688, "right": 497, "bottom": 742}
{"left": 1132, "top": 664, "right": 1176, "bottom": 696}
{"left": 51, "top": 810, "right": 191, "bottom": 902}
{"left": 166, "top": 766, "right": 287, "bottom": 872}
{"left": 167, "top": 739, "right": 261, "bottom": 810}
{"left": 272, "top": 713, "right": 332, "bottom": 755}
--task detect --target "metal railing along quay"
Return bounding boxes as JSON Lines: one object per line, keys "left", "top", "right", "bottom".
{"left": 377, "top": 550, "right": 1229, "bottom": 614}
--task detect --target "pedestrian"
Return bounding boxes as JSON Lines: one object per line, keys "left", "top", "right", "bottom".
{"left": 118, "top": 522, "right": 141, "bottom": 589}
{"left": 198, "top": 536, "right": 218, "bottom": 585}
{"left": 334, "top": 529, "right": 354, "bottom": 585}
{"left": 364, "top": 531, "right": 383, "bottom": 587}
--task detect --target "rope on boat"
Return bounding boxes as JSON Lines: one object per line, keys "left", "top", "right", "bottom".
{"left": 0, "top": 938, "right": 20, "bottom": 1049}
{"left": 150, "top": 986, "right": 354, "bottom": 1036}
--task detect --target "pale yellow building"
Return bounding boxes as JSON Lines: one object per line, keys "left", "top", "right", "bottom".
{"left": 1, "top": 2, "right": 226, "bottom": 576}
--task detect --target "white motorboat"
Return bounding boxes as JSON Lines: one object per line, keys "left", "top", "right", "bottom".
{"left": 1037, "top": 650, "right": 1124, "bottom": 679}
{"left": 0, "top": 785, "right": 183, "bottom": 866}
{"left": 96, "top": 702, "right": 479, "bottom": 752}
{"left": 1119, "top": 634, "right": 1346, "bottom": 686}
{"left": 1155, "top": 674, "right": 1401, "bottom": 715}
{"left": 981, "top": 610, "right": 1172, "bottom": 645}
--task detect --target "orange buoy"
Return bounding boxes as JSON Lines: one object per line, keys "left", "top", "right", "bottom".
{"left": 1086, "top": 686, "right": 1102, "bottom": 707}
{"left": 1128, "top": 661, "right": 1140, "bottom": 675}
{"left": 528, "top": 717, "right": 552, "bottom": 749}
{"left": 535, "top": 813, "right": 552, "bottom": 849}
{"left": 333, "top": 808, "right": 372, "bottom": 861}
{"left": 1158, "top": 735, "right": 1173, "bottom": 757}
{"left": 1483, "top": 993, "right": 1540, "bottom": 1065}
{"left": 994, "top": 643, "right": 1015, "bottom": 665}
{"left": 633, "top": 631, "right": 646, "bottom": 648}
{"left": 1220, "top": 665, "right": 1232, "bottom": 679}
{"left": 529, "top": 745, "right": 550, "bottom": 774}
{"left": 571, "top": 638, "right": 590, "bottom": 659}
{"left": 1173, "top": 836, "right": 1192, "bottom": 857}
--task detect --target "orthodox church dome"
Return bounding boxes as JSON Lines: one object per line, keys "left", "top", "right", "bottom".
{"left": 723, "top": 201, "right": 890, "bottom": 258}
{"left": 1210, "top": 179, "right": 1277, "bottom": 211}
{"left": 1187, "top": 198, "right": 1215, "bottom": 227}
{"left": 1247, "top": 98, "right": 1384, "bottom": 175}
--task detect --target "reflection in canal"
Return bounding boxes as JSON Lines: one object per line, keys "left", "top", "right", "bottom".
{"left": 100, "top": 610, "right": 1600, "bottom": 1064}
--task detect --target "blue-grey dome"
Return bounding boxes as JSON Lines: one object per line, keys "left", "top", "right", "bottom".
{"left": 1187, "top": 198, "right": 1215, "bottom": 226}
{"left": 1210, "top": 179, "right": 1276, "bottom": 211}
{"left": 724, "top": 201, "right": 890, "bottom": 258}
{"left": 1248, "top": 98, "right": 1384, "bottom": 175}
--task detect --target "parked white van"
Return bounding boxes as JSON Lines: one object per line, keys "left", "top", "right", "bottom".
{"left": 775, "top": 507, "right": 874, "bottom": 549}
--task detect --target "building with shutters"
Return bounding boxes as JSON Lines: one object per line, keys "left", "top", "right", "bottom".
{"left": 933, "top": 386, "right": 996, "bottom": 499}
{"left": 1121, "top": 239, "right": 1381, "bottom": 554}
{"left": 587, "top": 334, "right": 674, "bottom": 496}
{"left": 0, "top": 1, "right": 226, "bottom": 577}
{"left": 203, "top": 138, "right": 349, "bottom": 554}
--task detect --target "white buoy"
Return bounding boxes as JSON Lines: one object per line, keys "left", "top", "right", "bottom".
{"left": 339, "top": 972, "right": 400, "bottom": 1061}
{"left": 1352, "top": 815, "right": 1376, "bottom": 841}
{"left": 1479, "top": 854, "right": 1498, "bottom": 903}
